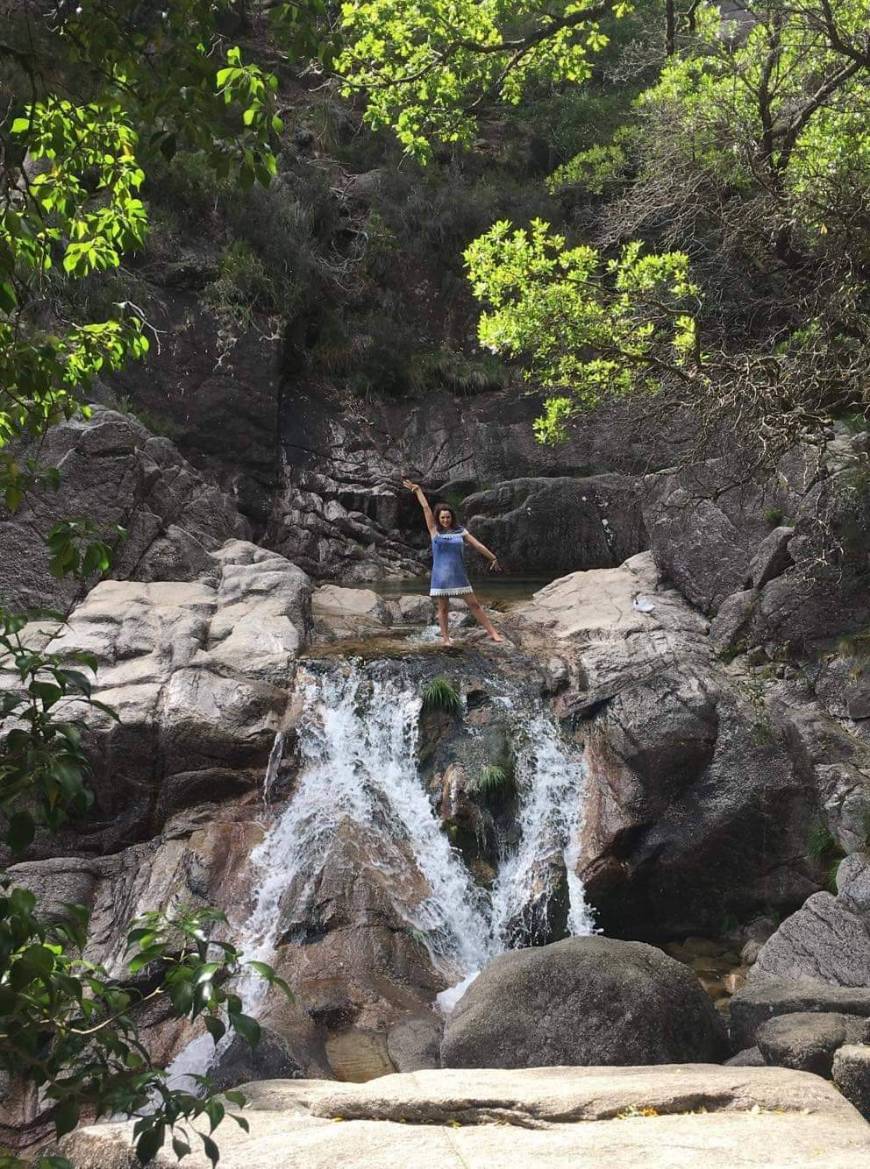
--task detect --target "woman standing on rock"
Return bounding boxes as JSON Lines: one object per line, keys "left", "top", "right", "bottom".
{"left": 403, "top": 479, "right": 503, "bottom": 647}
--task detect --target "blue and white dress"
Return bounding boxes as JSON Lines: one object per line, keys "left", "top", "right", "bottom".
{"left": 430, "top": 528, "right": 473, "bottom": 596}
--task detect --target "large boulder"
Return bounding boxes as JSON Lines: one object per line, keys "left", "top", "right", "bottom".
{"left": 60, "top": 1065, "right": 870, "bottom": 1169}
{"left": 755, "top": 1011, "right": 870, "bottom": 1077}
{"left": 642, "top": 450, "right": 812, "bottom": 615}
{"left": 440, "top": 937, "right": 728, "bottom": 1069}
{"left": 511, "top": 556, "right": 819, "bottom": 937}
{"left": 0, "top": 407, "right": 248, "bottom": 612}
{"left": 751, "top": 892, "right": 870, "bottom": 986}
{"left": 644, "top": 436, "right": 870, "bottom": 653}
{"left": 461, "top": 474, "right": 647, "bottom": 575}
{"left": 2, "top": 541, "right": 311, "bottom": 853}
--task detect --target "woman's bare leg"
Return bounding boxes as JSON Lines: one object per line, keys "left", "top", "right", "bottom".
{"left": 464, "top": 594, "right": 503, "bottom": 642}
{"left": 436, "top": 597, "right": 453, "bottom": 645}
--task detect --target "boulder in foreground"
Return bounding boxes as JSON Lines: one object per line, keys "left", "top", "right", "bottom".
{"left": 61, "top": 1065, "right": 870, "bottom": 1169}
{"left": 441, "top": 936, "right": 728, "bottom": 1069}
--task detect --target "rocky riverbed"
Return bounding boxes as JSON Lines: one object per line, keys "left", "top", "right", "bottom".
{"left": 2, "top": 408, "right": 870, "bottom": 1158}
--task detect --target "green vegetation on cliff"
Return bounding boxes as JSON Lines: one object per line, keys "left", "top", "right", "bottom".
{"left": 339, "top": 0, "right": 869, "bottom": 458}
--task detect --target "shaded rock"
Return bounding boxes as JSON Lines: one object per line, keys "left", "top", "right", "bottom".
{"left": 60, "top": 1065, "right": 870, "bottom": 1169}
{"left": 725, "top": 1047, "right": 765, "bottom": 1067}
{"left": 111, "top": 291, "right": 283, "bottom": 526}
{"left": 386, "top": 1015, "right": 442, "bottom": 1072}
{"left": 441, "top": 937, "right": 728, "bottom": 1069}
{"left": 0, "top": 407, "right": 248, "bottom": 612}
{"left": 643, "top": 441, "right": 870, "bottom": 653}
{"left": 462, "top": 474, "right": 647, "bottom": 575}
{"left": 642, "top": 447, "right": 814, "bottom": 616}
{"left": 210, "top": 1028, "right": 306, "bottom": 1092}
{"left": 837, "top": 853, "right": 870, "bottom": 914}
{"left": 729, "top": 978, "right": 870, "bottom": 1051}
{"left": 709, "top": 590, "right": 757, "bottom": 654}
{"left": 752, "top": 892, "right": 870, "bottom": 986}
{"left": 755, "top": 1011, "right": 870, "bottom": 1077}
{"left": 833, "top": 1045, "right": 870, "bottom": 1119}
{"left": 747, "top": 526, "right": 794, "bottom": 589}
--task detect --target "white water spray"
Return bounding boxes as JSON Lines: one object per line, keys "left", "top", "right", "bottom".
{"left": 168, "top": 660, "right": 597, "bottom": 1082}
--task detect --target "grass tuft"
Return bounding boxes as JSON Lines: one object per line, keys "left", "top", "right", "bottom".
{"left": 421, "top": 676, "right": 462, "bottom": 715}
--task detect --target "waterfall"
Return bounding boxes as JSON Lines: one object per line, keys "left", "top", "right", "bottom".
{"left": 489, "top": 710, "right": 596, "bottom": 945}
{"left": 236, "top": 665, "right": 494, "bottom": 990}
{"left": 167, "top": 658, "right": 596, "bottom": 1084}
{"left": 236, "top": 662, "right": 595, "bottom": 998}
{"left": 262, "top": 730, "right": 285, "bottom": 804}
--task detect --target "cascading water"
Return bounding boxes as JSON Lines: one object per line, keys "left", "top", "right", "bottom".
{"left": 167, "top": 656, "right": 596, "bottom": 1085}
{"left": 489, "top": 711, "right": 597, "bottom": 945}
{"left": 237, "top": 664, "right": 494, "bottom": 992}
{"left": 237, "top": 660, "right": 596, "bottom": 1002}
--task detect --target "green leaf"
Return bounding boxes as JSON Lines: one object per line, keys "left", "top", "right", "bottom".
{"left": 169, "top": 979, "right": 195, "bottom": 1014}
{"left": 0, "top": 281, "right": 17, "bottom": 312}
{"left": 128, "top": 943, "right": 167, "bottom": 973}
{"left": 7, "top": 810, "right": 35, "bottom": 853}
{"left": 172, "top": 1136, "right": 191, "bottom": 1160}
{"left": 135, "top": 1124, "right": 166, "bottom": 1164}
{"left": 200, "top": 1132, "right": 220, "bottom": 1168}
{"left": 229, "top": 1012, "right": 260, "bottom": 1048}
{"left": 203, "top": 1015, "right": 226, "bottom": 1043}
{"left": 53, "top": 1098, "right": 80, "bottom": 1138}
{"left": 31, "top": 680, "right": 63, "bottom": 708}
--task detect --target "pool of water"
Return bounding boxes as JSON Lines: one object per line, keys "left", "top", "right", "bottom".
{"left": 364, "top": 575, "right": 558, "bottom": 607}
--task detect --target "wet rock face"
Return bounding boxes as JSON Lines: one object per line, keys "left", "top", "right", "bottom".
{"left": 109, "top": 295, "right": 282, "bottom": 528}
{"left": 462, "top": 475, "right": 647, "bottom": 575}
{"left": 0, "top": 407, "right": 249, "bottom": 613}
{"left": 266, "top": 377, "right": 679, "bottom": 582}
{"left": 441, "top": 936, "right": 729, "bottom": 1069}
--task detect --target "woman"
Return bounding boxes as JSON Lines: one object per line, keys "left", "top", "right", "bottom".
{"left": 403, "top": 478, "right": 503, "bottom": 647}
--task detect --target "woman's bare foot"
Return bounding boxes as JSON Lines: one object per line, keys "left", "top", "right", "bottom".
{"left": 441, "top": 636, "right": 455, "bottom": 647}
{"left": 489, "top": 632, "right": 504, "bottom": 643}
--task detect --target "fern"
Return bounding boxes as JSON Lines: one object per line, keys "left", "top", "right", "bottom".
{"left": 421, "top": 675, "right": 462, "bottom": 715}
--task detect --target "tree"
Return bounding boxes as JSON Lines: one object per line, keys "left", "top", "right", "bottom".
{"left": 0, "top": 4, "right": 326, "bottom": 1165}
{"left": 337, "top": 0, "right": 870, "bottom": 458}
{"left": 336, "top": 0, "right": 633, "bottom": 159}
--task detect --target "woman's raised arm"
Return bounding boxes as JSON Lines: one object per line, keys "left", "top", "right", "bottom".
{"left": 403, "top": 478, "right": 437, "bottom": 538}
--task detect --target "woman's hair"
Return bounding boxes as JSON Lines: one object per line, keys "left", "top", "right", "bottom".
{"left": 433, "top": 502, "right": 461, "bottom": 530}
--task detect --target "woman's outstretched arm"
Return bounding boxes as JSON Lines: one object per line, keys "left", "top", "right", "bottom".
{"left": 463, "top": 530, "right": 501, "bottom": 572}
{"left": 403, "top": 478, "right": 437, "bottom": 538}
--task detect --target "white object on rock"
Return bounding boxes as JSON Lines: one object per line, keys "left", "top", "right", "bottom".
{"left": 633, "top": 595, "right": 656, "bottom": 613}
